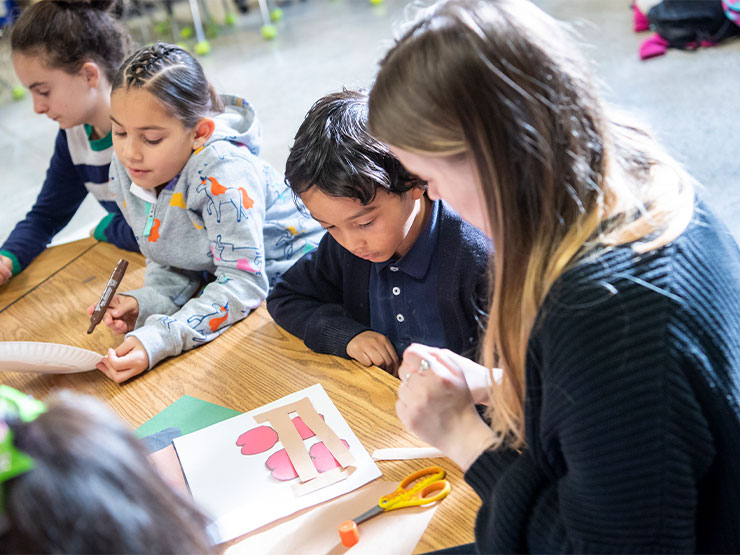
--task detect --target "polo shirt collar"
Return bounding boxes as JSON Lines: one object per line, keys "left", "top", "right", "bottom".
{"left": 373, "top": 199, "right": 440, "bottom": 279}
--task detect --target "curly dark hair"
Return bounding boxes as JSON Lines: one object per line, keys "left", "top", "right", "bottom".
{"left": 285, "top": 89, "right": 425, "bottom": 205}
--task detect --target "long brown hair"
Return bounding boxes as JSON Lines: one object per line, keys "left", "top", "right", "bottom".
{"left": 369, "top": 0, "right": 694, "bottom": 448}
{"left": 10, "top": 0, "right": 131, "bottom": 83}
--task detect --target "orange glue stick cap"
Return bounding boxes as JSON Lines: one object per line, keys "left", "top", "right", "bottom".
{"left": 338, "top": 520, "right": 359, "bottom": 547}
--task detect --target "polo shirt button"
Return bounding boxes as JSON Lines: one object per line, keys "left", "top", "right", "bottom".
{"left": 389, "top": 266, "right": 399, "bottom": 272}
{"left": 392, "top": 287, "right": 401, "bottom": 296}
{"left": 396, "top": 313, "right": 405, "bottom": 323}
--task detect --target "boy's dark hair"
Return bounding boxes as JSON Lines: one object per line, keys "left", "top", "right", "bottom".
{"left": 112, "top": 42, "right": 224, "bottom": 129}
{"left": 1, "top": 391, "right": 214, "bottom": 554}
{"left": 285, "top": 89, "right": 425, "bottom": 204}
{"left": 10, "top": 0, "right": 131, "bottom": 83}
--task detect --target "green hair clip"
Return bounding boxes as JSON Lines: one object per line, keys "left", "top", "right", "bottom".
{"left": 0, "top": 386, "right": 47, "bottom": 513}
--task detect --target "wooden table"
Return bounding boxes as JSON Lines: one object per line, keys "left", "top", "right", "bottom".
{"left": 0, "top": 240, "right": 479, "bottom": 552}
{"left": 0, "top": 237, "right": 97, "bottom": 312}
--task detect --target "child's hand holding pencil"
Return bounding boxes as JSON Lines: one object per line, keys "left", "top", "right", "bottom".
{"left": 86, "top": 294, "right": 139, "bottom": 335}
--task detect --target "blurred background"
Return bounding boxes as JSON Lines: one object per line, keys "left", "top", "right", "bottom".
{"left": 0, "top": 0, "right": 738, "bottom": 246}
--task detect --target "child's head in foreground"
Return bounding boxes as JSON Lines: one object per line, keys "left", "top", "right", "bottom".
{"left": 285, "top": 89, "right": 427, "bottom": 263}
{"left": 0, "top": 386, "right": 213, "bottom": 554}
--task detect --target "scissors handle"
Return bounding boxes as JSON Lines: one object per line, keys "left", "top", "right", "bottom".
{"left": 379, "top": 465, "right": 450, "bottom": 511}
{"left": 400, "top": 466, "right": 446, "bottom": 489}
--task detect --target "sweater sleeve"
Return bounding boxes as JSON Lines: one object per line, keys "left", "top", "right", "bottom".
{"left": 123, "top": 258, "right": 204, "bottom": 324}
{"left": 93, "top": 207, "right": 139, "bottom": 252}
{"left": 0, "top": 131, "right": 88, "bottom": 272}
{"left": 466, "top": 270, "right": 716, "bottom": 553}
{"left": 126, "top": 156, "right": 271, "bottom": 369}
{"left": 266, "top": 233, "right": 371, "bottom": 357}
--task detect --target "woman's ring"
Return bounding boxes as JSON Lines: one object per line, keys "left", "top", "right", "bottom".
{"left": 419, "top": 359, "right": 432, "bottom": 373}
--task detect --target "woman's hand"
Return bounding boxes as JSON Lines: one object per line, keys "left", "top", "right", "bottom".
{"left": 0, "top": 255, "right": 14, "bottom": 286}
{"left": 87, "top": 294, "right": 139, "bottom": 334}
{"left": 96, "top": 336, "right": 149, "bottom": 383}
{"left": 346, "top": 330, "right": 400, "bottom": 376}
{"left": 397, "top": 343, "right": 497, "bottom": 470}
{"left": 427, "top": 347, "right": 496, "bottom": 405}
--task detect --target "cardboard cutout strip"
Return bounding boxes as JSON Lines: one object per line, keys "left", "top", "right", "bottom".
{"left": 253, "top": 397, "right": 356, "bottom": 486}
{"left": 293, "top": 466, "right": 356, "bottom": 496}
{"left": 292, "top": 397, "right": 355, "bottom": 468}
{"left": 255, "top": 400, "right": 317, "bottom": 482}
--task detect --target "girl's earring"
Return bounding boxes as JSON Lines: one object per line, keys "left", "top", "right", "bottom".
{"left": 193, "top": 142, "right": 199, "bottom": 149}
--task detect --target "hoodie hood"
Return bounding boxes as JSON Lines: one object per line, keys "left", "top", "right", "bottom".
{"left": 205, "top": 94, "right": 262, "bottom": 156}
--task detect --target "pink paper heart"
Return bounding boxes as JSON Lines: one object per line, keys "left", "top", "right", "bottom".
{"left": 234, "top": 415, "right": 323, "bottom": 456}
{"left": 309, "top": 440, "right": 350, "bottom": 472}
{"left": 236, "top": 425, "right": 278, "bottom": 455}
{"left": 291, "top": 414, "right": 325, "bottom": 439}
{"left": 264, "top": 439, "right": 350, "bottom": 481}
{"left": 265, "top": 448, "right": 298, "bottom": 481}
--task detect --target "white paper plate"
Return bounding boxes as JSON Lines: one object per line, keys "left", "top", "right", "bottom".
{"left": 0, "top": 341, "right": 103, "bottom": 374}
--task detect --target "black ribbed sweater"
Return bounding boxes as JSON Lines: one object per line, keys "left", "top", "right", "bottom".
{"left": 465, "top": 205, "right": 740, "bottom": 553}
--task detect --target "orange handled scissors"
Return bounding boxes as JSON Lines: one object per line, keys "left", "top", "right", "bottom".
{"left": 338, "top": 466, "right": 451, "bottom": 546}
{"left": 352, "top": 465, "right": 451, "bottom": 525}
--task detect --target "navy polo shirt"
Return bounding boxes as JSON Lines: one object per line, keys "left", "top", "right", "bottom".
{"left": 369, "top": 200, "right": 446, "bottom": 357}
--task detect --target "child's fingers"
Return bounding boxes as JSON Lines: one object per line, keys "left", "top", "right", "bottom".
{"left": 96, "top": 355, "right": 118, "bottom": 380}
{"left": 96, "top": 361, "right": 111, "bottom": 379}
{"left": 100, "top": 353, "right": 144, "bottom": 383}
{"left": 379, "top": 348, "right": 395, "bottom": 371}
{"left": 103, "top": 310, "right": 117, "bottom": 327}
{"left": 354, "top": 351, "right": 373, "bottom": 367}
{"left": 389, "top": 344, "right": 400, "bottom": 365}
{"left": 0, "top": 263, "right": 12, "bottom": 282}
{"left": 382, "top": 340, "right": 400, "bottom": 370}
{"left": 367, "top": 346, "right": 393, "bottom": 370}
{"left": 108, "top": 320, "right": 127, "bottom": 335}
{"left": 107, "top": 366, "right": 143, "bottom": 384}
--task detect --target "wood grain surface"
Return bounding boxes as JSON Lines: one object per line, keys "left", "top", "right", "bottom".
{"left": 0, "top": 240, "right": 479, "bottom": 552}
{"left": 0, "top": 237, "right": 98, "bottom": 312}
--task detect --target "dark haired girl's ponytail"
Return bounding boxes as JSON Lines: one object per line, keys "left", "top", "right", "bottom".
{"left": 208, "top": 83, "right": 225, "bottom": 113}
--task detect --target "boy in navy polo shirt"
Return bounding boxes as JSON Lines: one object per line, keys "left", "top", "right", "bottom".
{"left": 267, "top": 90, "right": 490, "bottom": 375}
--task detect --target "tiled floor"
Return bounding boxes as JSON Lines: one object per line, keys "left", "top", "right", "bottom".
{"left": 0, "top": 0, "right": 738, "bottom": 246}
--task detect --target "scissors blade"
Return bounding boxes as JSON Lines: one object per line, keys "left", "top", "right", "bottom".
{"left": 351, "top": 504, "right": 384, "bottom": 525}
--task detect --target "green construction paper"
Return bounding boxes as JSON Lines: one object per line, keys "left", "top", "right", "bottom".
{"left": 135, "top": 395, "right": 240, "bottom": 439}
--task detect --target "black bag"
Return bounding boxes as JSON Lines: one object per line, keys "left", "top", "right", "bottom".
{"left": 648, "top": 0, "right": 740, "bottom": 47}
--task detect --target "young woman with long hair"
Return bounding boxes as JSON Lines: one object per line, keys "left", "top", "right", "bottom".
{"left": 368, "top": 0, "right": 740, "bottom": 551}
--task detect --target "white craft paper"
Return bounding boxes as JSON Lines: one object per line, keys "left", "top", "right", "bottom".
{"left": 0, "top": 341, "right": 102, "bottom": 373}
{"left": 173, "top": 384, "right": 382, "bottom": 543}
{"left": 226, "top": 481, "right": 439, "bottom": 555}
{"left": 372, "top": 447, "right": 445, "bottom": 460}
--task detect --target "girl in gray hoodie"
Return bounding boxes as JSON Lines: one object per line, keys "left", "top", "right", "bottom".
{"left": 89, "top": 43, "right": 323, "bottom": 382}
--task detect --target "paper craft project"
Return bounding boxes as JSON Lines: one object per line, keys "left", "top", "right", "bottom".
{"left": 0, "top": 341, "right": 102, "bottom": 373}
{"left": 173, "top": 384, "right": 382, "bottom": 543}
